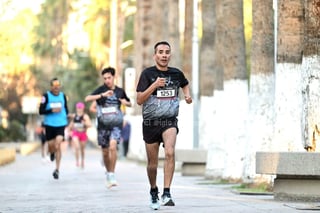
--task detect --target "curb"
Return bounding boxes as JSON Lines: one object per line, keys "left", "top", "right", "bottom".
{"left": 0, "top": 148, "right": 16, "bottom": 166}
{"left": 0, "top": 142, "right": 41, "bottom": 166}
{"left": 20, "top": 142, "right": 41, "bottom": 156}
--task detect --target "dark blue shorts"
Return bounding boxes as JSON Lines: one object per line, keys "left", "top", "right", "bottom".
{"left": 97, "top": 126, "right": 121, "bottom": 148}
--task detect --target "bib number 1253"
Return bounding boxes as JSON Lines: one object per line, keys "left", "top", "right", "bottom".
{"left": 157, "top": 89, "right": 175, "bottom": 98}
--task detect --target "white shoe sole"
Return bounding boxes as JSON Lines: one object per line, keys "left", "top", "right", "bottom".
{"left": 150, "top": 203, "right": 160, "bottom": 210}
{"left": 106, "top": 181, "right": 118, "bottom": 189}
{"left": 162, "top": 197, "right": 175, "bottom": 206}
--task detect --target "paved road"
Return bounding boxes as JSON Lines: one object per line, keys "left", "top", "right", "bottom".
{"left": 0, "top": 145, "right": 313, "bottom": 213}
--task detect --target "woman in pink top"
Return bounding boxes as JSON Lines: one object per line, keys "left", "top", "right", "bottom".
{"left": 68, "top": 102, "right": 91, "bottom": 168}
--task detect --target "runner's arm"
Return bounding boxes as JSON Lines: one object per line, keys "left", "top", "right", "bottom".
{"left": 182, "top": 85, "right": 192, "bottom": 104}
{"left": 83, "top": 114, "right": 92, "bottom": 128}
{"left": 85, "top": 90, "right": 113, "bottom": 102}
{"left": 39, "top": 93, "right": 52, "bottom": 115}
{"left": 136, "top": 77, "right": 164, "bottom": 105}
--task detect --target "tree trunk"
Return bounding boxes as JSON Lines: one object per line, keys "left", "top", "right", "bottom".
{"left": 168, "top": 0, "right": 181, "bottom": 69}
{"left": 274, "top": 0, "right": 304, "bottom": 151}
{"left": 133, "top": 0, "right": 154, "bottom": 115}
{"left": 244, "top": 0, "right": 275, "bottom": 181}
{"left": 182, "top": 0, "right": 193, "bottom": 82}
{"left": 148, "top": 0, "right": 181, "bottom": 68}
{"left": 200, "top": 0, "right": 215, "bottom": 96}
{"left": 206, "top": 0, "right": 248, "bottom": 180}
{"left": 116, "top": 0, "right": 124, "bottom": 85}
{"left": 110, "top": 0, "right": 124, "bottom": 84}
{"left": 301, "top": 0, "right": 320, "bottom": 151}
{"left": 133, "top": 0, "right": 181, "bottom": 114}
{"left": 216, "top": 0, "right": 247, "bottom": 80}
{"left": 133, "top": 0, "right": 155, "bottom": 73}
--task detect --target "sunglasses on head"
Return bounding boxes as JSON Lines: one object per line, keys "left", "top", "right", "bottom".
{"left": 52, "top": 81, "right": 60, "bottom": 87}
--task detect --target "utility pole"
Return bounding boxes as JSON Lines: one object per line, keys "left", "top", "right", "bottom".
{"left": 192, "top": 0, "right": 199, "bottom": 148}
{"left": 110, "top": 0, "right": 118, "bottom": 68}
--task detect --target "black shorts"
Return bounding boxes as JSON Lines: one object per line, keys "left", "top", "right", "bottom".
{"left": 45, "top": 126, "right": 66, "bottom": 141}
{"left": 40, "top": 133, "right": 46, "bottom": 144}
{"left": 142, "top": 117, "right": 179, "bottom": 144}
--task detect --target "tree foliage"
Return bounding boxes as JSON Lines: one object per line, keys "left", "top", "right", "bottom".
{"left": 0, "top": 8, "right": 39, "bottom": 132}
{"left": 32, "top": 0, "right": 69, "bottom": 60}
{"left": 32, "top": 0, "right": 111, "bottom": 87}
{"left": 56, "top": 49, "right": 99, "bottom": 113}
{"left": 0, "top": 120, "right": 26, "bottom": 142}
{"left": 83, "top": 0, "right": 111, "bottom": 69}
{"left": 0, "top": 9, "right": 36, "bottom": 74}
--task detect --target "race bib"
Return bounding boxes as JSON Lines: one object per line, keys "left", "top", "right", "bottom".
{"left": 101, "top": 106, "right": 117, "bottom": 114}
{"left": 49, "top": 102, "right": 62, "bottom": 108}
{"left": 98, "top": 107, "right": 123, "bottom": 128}
{"left": 157, "top": 88, "right": 175, "bottom": 98}
{"left": 74, "top": 122, "right": 85, "bottom": 132}
{"left": 74, "top": 122, "right": 84, "bottom": 129}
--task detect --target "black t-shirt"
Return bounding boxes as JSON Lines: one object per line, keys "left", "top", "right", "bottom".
{"left": 91, "top": 85, "right": 130, "bottom": 128}
{"left": 91, "top": 85, "right": 130, "bottom": 108}
{"left": 136, "top": 66, "right": 189, "bottom": 120}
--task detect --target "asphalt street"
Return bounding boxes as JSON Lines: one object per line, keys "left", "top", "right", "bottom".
{"left": 0, "top": 145, "right": 315, "bottom": 213}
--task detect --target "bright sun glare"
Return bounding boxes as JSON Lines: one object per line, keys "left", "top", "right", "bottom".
{"left": 1, "top": 0, "right": 44, "bottom": 20}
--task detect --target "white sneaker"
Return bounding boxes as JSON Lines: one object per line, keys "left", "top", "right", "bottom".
{"left": 42, "top": 156, "right": 50, "bottom": 163}
{"left": 106, "top": 173, "right": 117, "bottom": 188}
{"left": 42, "top": 157, "right": 47, "bottom": 163}
{"left": 150, "top": 189, "right": 160, "bottom": 210}
{"left": 161, "top": 193, "right": 175, "bottom": 206}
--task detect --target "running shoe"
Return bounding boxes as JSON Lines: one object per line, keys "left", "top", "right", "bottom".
{"left": 53, "top": 169, "right": 59, "bottom": 179}
{"left": 106, "top": 173, "right": 117, "bottom": 188}
{"left": 109, "top": 173, "right": 117, "bottom": 186}
{"left": 50, "top": 152, "right": 55, "bottom": 162}
{"left": 161, "top": 193, "right": 175, "bottom": 206}
{"left": 42, "top": 157, "right": 50, "bottom": 163}
{"left": 150, "top": 188, "right": 160, "bottom": 210}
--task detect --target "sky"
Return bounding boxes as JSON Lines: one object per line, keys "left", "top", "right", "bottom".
{"left": 1, "top": 0, "right": 44, "bottom": 20}
{"left": 12, "top": 0, "right": 44, "bottom": 12}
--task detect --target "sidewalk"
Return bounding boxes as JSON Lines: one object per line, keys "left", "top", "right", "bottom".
{"left": 0, "top": 146, "right": 312, "bottom": 213}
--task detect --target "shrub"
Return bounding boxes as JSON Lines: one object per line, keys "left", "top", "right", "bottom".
{"left": 0, "top": 120, "right": 26, "bottom": 142}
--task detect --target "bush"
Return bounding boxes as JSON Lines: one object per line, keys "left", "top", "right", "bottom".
{"left": 0, "top": 120, "right": 26, "bottom": 142}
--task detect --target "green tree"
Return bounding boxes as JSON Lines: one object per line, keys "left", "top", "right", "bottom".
{"left": 0, "top": 8, "right": 39, "bottom": 130}
{"left": 31, "top": 0, "right": 70, "bottom": 93}
{"left": 83, "top": 0, "right": 111, "bottom": 69}
{"left": 33, "top": 0, "right": 69, "bottom": 60}
{"left": 58, "top": 49, "right": 99, "bottom": 112}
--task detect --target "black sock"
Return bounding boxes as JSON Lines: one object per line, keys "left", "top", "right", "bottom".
{"left": 150, "top": 186, "right": 158, "bottom": 193}
{"left": 163, "top": 188, "right": 170, "bottom": 195}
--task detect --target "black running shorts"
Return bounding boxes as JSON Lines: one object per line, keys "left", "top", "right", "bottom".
{"left": 45, "top": 126, "right": 66, "bottom": 141}
{"left": 142, "top": 117, "right": 179, "bottom": 144}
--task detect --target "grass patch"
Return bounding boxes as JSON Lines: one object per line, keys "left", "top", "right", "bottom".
{"left": 232, "top": 182, "right": 273, "bottom": 194}
{"left": 193, "top": 178, "right": 273, "bottom": 195}
{"left": 197, "top": 179, "right": 233, "bottom": 185}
